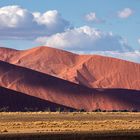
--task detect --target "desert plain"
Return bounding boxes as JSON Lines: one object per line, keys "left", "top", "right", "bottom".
{"left": 0, "top": 112, "right": 140, "bottom": 140}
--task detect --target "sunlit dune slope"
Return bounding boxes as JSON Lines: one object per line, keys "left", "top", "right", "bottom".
{"left": 0, "top": 46, "right": 140, "bottom": 90}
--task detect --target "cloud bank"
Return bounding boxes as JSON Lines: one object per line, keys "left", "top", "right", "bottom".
{"left": 36, "top": 26, "right": 133, "bottom": 52}
{"left": 0, "top": 5, "right": 70, "bottom": 39}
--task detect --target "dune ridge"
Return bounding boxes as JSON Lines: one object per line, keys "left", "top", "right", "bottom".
{"left": 0, "top": 46, "right": 140, "bottom": 90}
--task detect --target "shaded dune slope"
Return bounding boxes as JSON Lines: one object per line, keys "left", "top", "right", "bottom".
{"left": 0, "top": 87, "right": 74, "bottom": 112}
{"left": 0, "top": 46, "right": 140, "bottom": 90}
{"left": 0, "top": 60, "right": 140, "bottom": 111}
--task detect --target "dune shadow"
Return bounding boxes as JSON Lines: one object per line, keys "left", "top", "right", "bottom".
{"left": 0, "top": 86, "right": 75, "bottom": 112}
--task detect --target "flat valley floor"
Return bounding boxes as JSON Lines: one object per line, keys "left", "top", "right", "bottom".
{"left": 0, "top": 112, "right": 140, "bottom": 140}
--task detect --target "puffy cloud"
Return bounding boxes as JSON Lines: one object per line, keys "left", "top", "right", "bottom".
{"left": 33, "top": 10, "right": 70, "bottom": 34}
{"left": 85, "top": 12, "right": 105, "bottom": 23}
{"left": 36, "top": 26, "right": 133, "bottom": 52}
{"left": 0, "top": 5, "right": 70, "bottom": 39}
{"left": 118, "top": 8, "right": 133, "bottom": 18}
{"left": 0, "top": 5, "right": 34, "bottom": 28}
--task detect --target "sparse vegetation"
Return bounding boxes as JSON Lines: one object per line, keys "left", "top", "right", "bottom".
{"left": 0, "top": 106, "right": 9, "bottom": 112}
{"left": 0, "top": 112, "right": 139, "bottom": 139}
{"left": 56, "top": 107, "right": 61, "bottom": 112}
{"left": 79, "top": 109, "right": 86, "bottom": 112}
{"left": 132, "top": 109, "right": 138, "bottom": 112}
{"left": 0, "top": 112, "right": 140, "bottom": 134}
{"left": 44, "top": 107, "right": 51, "bottom": 112}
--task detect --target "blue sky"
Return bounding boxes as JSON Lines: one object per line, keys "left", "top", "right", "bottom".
{"left": 0, "top": 0, "right": 140, "bottom": 62}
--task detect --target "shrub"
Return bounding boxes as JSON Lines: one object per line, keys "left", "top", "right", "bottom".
{"left": 56, "top": 107, "right": 61, "bottom": 112}
{"left": 79, "top": 109, "right": 86, "bottom": 112}
{"left": 132, "top": 109, "right": 138, "bottom": 112}
{"left": 0, "top": 106, "right": 9, "bottom": 112}
{"left": 44, "top": 107, "right": 51, "bottom": 112}
{"left": 94, "top": 109, "right": 102, "bottom": 112}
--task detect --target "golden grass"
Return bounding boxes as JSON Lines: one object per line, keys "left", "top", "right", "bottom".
{"left": 0, "top": 112, "right": 140, "bottom": 134}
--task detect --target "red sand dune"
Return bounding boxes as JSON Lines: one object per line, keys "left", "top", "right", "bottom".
{"left": 0, "top": 60, "right": 140, "bottom": 111}
{"left": 0, "top": 87, "right": 74, "bottom": 112}
{"left": 0, "top": 46, "right": 140, "bottom": 90}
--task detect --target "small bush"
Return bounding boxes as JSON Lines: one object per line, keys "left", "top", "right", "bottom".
{"left": 79, "top": 109, "right": 86, "bottom": 112}
{"left": 0, "top": 106, "right": 9, "bottom": 112}
{"left": 44, "top": 107, "right": 51, "bottom": 112}
{"left": 94, "top": 109, "right": 102, "bottom": 112}
{"left": 56, "top": 107, "right": 61, "bottom": 112}
{"left": 132, "top": 109, "right": 138, "bottom": 112}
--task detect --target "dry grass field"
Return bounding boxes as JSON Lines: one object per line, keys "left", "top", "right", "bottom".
{"left": 0, "top": 112, "right": 140, "bottom": 139}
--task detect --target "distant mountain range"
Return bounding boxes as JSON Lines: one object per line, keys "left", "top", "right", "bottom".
{"left": 0, "top": 46, "right": 140, "bottom": 111}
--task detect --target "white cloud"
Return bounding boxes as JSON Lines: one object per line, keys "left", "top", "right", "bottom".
{"left": 0, "top": 5, "right": 70, "bottom": 39}
{"left": 33, "top": 10, "right": 70, "bottom": 35}
{"left": 85, "top": 12, "right": 104, "bottom": 23}
{"left": 118, "top": 8, "right": 133, "bottom": 18}
{"left": 36, "top": 26, "right": 133, "bottom": 52}
{"left": 138, "top": 38, "right": 140, "bottom": 45}
{"left": 0, "top": 5, "right": 37, "bottom": 29}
